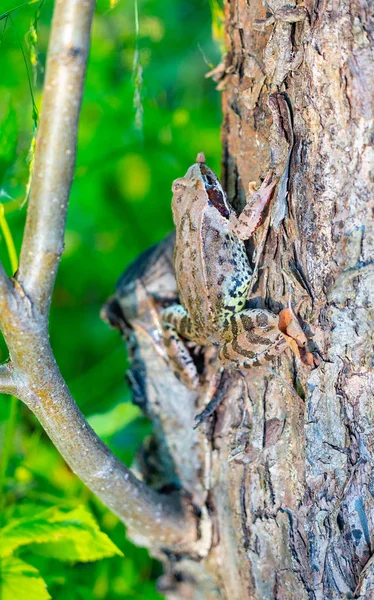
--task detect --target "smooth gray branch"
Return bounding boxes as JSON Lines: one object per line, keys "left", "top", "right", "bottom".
{"left": 0, "top": 261, "right": 13, "bottom": 315}
{"left": 17, "top": 0, "right": 95, "bottom": 317}
{"left": 0, "top": 364, "right": 17, "bottom": 396}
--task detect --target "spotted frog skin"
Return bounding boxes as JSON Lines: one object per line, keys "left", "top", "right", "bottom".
{"left": 161, "top": 154, "right": 287, "bottom": 389}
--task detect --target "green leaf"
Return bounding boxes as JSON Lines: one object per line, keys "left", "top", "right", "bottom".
{"left": 0, "top": 103, "right": 17, "bottom": 186}
{"left": 88, "top": 401, "right": 140, "bottom": 438}
{"left": 0, "top": 556, "right": 51, "bottom": 600}
{"left": 0, "top": 505, "right": 123, "bottom": 562}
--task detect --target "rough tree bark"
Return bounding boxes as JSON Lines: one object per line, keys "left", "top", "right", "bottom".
{"left": 1, "top": 0, "right": 373, "bottom": 599}
{"left": 104, "top": 0, "right": 374, "bottom": 599}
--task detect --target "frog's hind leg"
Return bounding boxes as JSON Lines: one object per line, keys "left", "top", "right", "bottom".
{"left": 219, "top": 308, "right": 287, "bottom": 368}
{"left": 161, "top": 304, "right": 201, "bottom": 390}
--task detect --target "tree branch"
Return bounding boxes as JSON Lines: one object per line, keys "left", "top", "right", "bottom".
{"left": 0, "top": 0, "right": 197, "bottom": 549}
{"left": 0, "top": 262, "right": 13, "bottom": 315}
{"left": 18, "top": 342, "right": 196, "bottom": 546}
{"left": 17, "top": 0, "right": 95, "bottom": 317}
{"left": 0, "top": 364, "right": 17, "bottom": 396}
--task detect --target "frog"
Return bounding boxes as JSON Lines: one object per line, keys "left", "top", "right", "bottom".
{"left": 161, "top": 153, "right": 288, "bottom": 390}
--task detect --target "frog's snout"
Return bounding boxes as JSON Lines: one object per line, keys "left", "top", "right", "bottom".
{"left": 172, "top": 177, "right": 187, "bottom": 193}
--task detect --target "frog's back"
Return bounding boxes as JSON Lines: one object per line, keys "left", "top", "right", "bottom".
{"left": 200, "top": 210, "right": 251, "bottom": 325}
{"left": 174, "top": 205, "right": 251, "bottom": 341}
{"left": 174, "top": 205, "right": 214, "bottom": 339}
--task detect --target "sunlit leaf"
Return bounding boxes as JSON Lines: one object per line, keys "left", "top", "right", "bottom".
{"left": 0, "top": 556, "right": 51, "bottom": 600}
{"left": 0, "top": 505, "right": 123, "bottom": 562}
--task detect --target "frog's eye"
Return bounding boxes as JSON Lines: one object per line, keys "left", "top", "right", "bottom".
{"left": 204, "top": 173, "right": 215, "bottom": 187}
{"left": 199, "top": 164, "right": 230, "bottom": 218}
{"left": 207, "top": 187, "right": 230, "bottom": 219}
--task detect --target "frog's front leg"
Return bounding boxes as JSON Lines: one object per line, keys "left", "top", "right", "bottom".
{"left": 229, "top": 172, "right": 276, "bottom": 240}
{"left": 219, "top": 308, "right": 287, "bottom": 368}
{"left": 161, "top": 304, "right": 200, "bottom": 390}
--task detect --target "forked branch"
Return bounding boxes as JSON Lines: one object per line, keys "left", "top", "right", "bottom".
{"left": 0, "top": 0, "right": 197, "bottom": 548}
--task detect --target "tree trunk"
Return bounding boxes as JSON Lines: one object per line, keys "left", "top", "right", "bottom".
{"left": 105, "top": 0, "right": 374, "bottom": 598}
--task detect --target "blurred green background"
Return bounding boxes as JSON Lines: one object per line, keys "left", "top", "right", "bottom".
{"left": 0, "top": 0, "right": 222, "bottom": 598}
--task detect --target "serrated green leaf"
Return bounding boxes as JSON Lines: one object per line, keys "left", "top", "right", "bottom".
{"left": 0, "top": 103, "right": 17, "bottom": 186}
{"left": 0, "top": 505, "right": 123, "bottom": 562}
{"left": 88, "top": 401, "right": 140, "bottom": 438}
{"left": 0, "top": 556, "right": 51, "bottom": 600}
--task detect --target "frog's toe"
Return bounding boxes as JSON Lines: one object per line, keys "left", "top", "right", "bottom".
{"left": 163, "top": 323, "right": 199, "bottom": 390}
